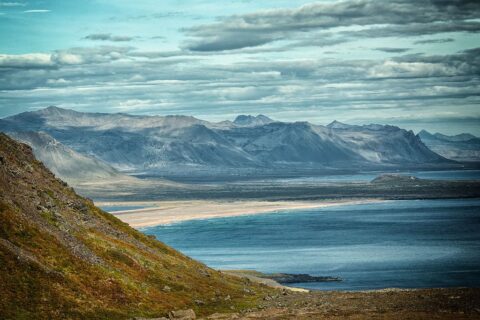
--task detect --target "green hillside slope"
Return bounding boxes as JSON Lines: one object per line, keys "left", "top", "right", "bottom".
{"left": 0, "top": 133, "right": 270, "bottom": 319}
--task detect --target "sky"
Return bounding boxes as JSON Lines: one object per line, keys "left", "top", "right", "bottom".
{"left": 0, "top": 0, "right": 479, "bottom": 135}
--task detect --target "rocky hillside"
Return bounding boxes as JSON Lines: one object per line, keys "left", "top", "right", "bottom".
{"left": 0, "top": 133, "right": 271, "bottom": 319}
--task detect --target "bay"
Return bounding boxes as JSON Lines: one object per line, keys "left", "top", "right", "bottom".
{"left": 144, "top": 199, "right": 480, "bottom": 290}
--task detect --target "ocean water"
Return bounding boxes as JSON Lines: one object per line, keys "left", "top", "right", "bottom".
{"left": 271, "top": 169, "right": 480, "bottom": 184}
{"left": 143, "top": 199, "right": 480, "bottom": 291}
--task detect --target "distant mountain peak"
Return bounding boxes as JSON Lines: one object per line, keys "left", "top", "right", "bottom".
{"left": 40, "top": 105, "right": 72, "bottom": 113}
{"left": 233, "top": 114, "right": 274, "bottom": 127}
{"left": 45, "top": 105, "right": 63, "bottom": 111}
{"left": 418, "top": 129, "right": 431, "bottom": 135}
{"left": 418, "top": 129, "right": 480, "bottom": 162}
{"left": 33, "top": 106, "right": 82, "bottom": 118}
{"left": 434, "top": 132, "right": 478, "bottom": 142}
{"left": 417, "top": 130, "right": 435, "bottom": 139}
{"left": 326, "top": 120, "right": 353, "bottom": 129}
{"left": 418, "top": 130, "right": 478, "bottom": 143}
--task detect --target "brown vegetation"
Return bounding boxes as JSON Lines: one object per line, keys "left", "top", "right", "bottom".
{"left": 0, "top": 133, "right": 272, "bottom": 319}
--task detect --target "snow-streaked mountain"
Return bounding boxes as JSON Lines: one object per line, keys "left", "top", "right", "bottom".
{"left": 1, "top": 107, "right": 452, "bottom": 176}
{"left": 418, "top": 130, "right": 480, "bottom": 162}
{"left": 221, "top": 122, "right": 361, "bottom": 165}
{"left": 233, "top": 114, "right": 274, "bottom": 127}
{"left": 5, "top": 131, "right": 132, "bottom": 184}
{"left": 3, "top": 106, "right": 207, "bottom": 132}
{"left": 323, "top": 123, "right": 444, "bottom": 164}
{"left": 326, "top": 120, "right": 355, "bottom": 130}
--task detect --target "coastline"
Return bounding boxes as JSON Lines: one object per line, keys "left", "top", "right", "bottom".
{"left": 96, "top": 198, "right": 384, "bottom": 227}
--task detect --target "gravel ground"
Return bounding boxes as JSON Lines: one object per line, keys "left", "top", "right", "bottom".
{"left": 201, "top": 288, "right": 480, "bottom": 319}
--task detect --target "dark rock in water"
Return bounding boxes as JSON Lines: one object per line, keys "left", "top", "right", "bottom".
{"left": 266, "top": 273, "right": 342, "bottom": 284}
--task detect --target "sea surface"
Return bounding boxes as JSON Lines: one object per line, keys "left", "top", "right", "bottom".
{"left": 268, "top": 169, "right": 480, "bottom": 184}
{"left": 143, "top": 199, "right": 480, "bottom": 291}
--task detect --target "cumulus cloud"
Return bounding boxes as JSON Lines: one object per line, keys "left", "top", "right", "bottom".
{"left": 84, "top": 33, "right": 134, "bottom": 42}
{"left": 184, "top": 0, "right": 480, "bottom": 51}
{"left": 0, "top": 46, "right": 134, "bottom": 72}
{"left": 0, "top": 53, "right": 53, "bottom": 68}
{"left": 51, "top": 52, "right": 83, "bottom": 65}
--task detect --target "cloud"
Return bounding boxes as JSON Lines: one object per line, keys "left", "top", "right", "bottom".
{"left": 391, "top": 47, "right": 480, "bottom": 78}
{"left": 0, "top": 53, "right": 53, "bottom": 68}
{"left": 109, "top": 11, "right": 202, "bottom": 22}
{"left": 414, "top": 38, "right": 455, "bottom": 44}
{"left": 185, "top": 34, "right": 276, "bottom": 52}
{"left": 368, "top": 60, "right": 458, "bottom": 78}
{"left": 0, "top": 46, "right": 133, "bottom": 70}
{"left": 214, "top": 86, "right": 278, "bottom": 101}
{"left": 184, "top": 0, "right": 480, "bottom": 51}
{"left": 51, "top": 52, "right": 83, "bottom": 65}
{"left": 341, "top": 21, "right": 480, "bottom": 39}
{"left": 375, "top": 48, "right": 410, "bottom": 53}
{"left": 23, "top": 9, "right": 50, "bottom": 13}
{"left": 1, "top": 1, "right": 478, "bottom": 135}
{"left": 84, "top": 33, "right": 134, "bottom": 42}
{"left": 46, "top": 78, "right": 71, "bottom": 85}
{"left": 1, "top": 41, "right": 479, "bottom": 135}
{"left": 0, "top": 2, "right": 25, "bottom": 6}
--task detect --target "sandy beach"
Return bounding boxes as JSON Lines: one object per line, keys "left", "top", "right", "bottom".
{"left": 96, "top": 199, "right": 383, "bottom": 227}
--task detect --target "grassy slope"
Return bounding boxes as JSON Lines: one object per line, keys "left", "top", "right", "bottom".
{"left": 0, "top": 133, "right": 272, "bottom": 319}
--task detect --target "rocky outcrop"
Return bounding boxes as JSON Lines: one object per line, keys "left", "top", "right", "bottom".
{"left": 169, "top": 309, "right": 196, "bottom": 319}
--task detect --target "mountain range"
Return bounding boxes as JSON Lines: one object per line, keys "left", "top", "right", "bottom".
{"left": 418, "top": 130, "right": 480, "bottom": 162}
{"left": 0, "top": 106, "right": 464, "bottom": 181}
